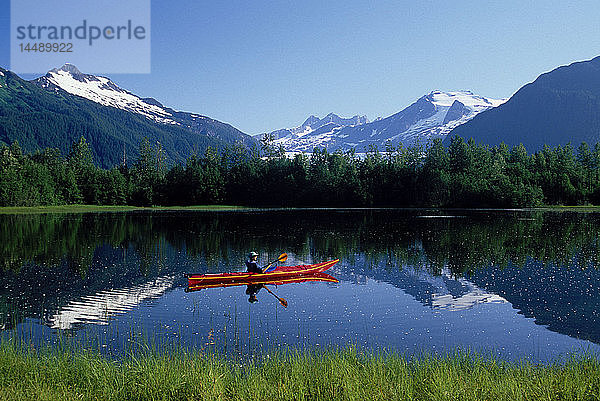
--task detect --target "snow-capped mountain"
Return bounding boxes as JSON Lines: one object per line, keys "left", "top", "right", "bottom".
{"left": 34, "top": 64, "right": 255, "bottom": 147}
{"left": 257, "top": 113, "right": 369, "bottom": 151}
{"left": 264, "top": 91, "right": 506, "bottom": 152}
{"left": 35, "top": 64, "right": 179, "bottom": 124}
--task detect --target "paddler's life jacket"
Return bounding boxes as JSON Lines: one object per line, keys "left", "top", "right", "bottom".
{"left": 246, "top": 259, "right": 262, "bottom": 273}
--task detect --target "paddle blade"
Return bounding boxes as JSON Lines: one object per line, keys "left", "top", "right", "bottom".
{"left": 278, "top": 253, "right": 288, "bottom": 262}
{"left": 264, "top": 264, "right": 277, "bottom": 273}
{"left": 279, "top": 298, "right": 288, "bottom": 308}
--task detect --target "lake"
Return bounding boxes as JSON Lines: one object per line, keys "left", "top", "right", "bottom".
{"left": 1, "top": 209, "right": 600, "bottom": 362}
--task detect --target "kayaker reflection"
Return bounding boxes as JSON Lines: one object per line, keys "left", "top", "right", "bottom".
{"left": 246, "top": 284, "right": 262, "bottom": 303}
{"left": 246, "top": 251, "right": 264, "bottom": 303}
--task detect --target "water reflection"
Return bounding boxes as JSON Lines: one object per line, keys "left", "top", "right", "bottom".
{"left": 48, "top": 275, "right": 176, "bottom": 330}
{"left": 1, "top": 209, "right": 600, "bottom": 360}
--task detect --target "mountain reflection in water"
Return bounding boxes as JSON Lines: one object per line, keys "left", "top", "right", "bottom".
{"left": 1, "top": 209, "right": 600, "bottom": 359}
{"left": 48, "top": 275, "right": 176, "bottom": 330}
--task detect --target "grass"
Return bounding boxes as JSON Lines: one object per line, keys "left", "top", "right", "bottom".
{"left": 0, "top": 342, "right": 599, "bottom": 401}
{"left": 0, "top": 204, "right": 250, "bottom": 214}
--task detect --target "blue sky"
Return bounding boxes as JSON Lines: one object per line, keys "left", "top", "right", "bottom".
{"left": 1, "top": 1, "right": 600, "bottom": 134}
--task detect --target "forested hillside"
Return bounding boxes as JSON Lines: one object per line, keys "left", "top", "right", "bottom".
{"left": 448, "top": 56, "right": 600, "bottom": 150}
{"left": 0, "top": 68, "right": 236, "bottom": 168}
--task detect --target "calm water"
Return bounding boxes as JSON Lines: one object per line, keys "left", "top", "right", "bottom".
{"left": 2, "top": 209, "right": 600, "bottom": 362}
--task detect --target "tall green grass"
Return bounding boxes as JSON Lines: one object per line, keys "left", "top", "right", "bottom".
{"left": 1, "top": 341, "right": 599, "bottom": 401}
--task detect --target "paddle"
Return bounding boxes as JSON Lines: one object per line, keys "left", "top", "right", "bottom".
{"left": 263, "top": 285, "right": 288, "bottom": 308}
{"left": 262, "top": 253, "right": 288, "bottom": 273}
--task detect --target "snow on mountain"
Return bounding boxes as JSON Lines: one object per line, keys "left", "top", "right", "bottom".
{"left": 378, "top": 90, "right": 507, "bottom": 145}
{"left": 35, "top": 64, "right": 178, "bottom": 125}
{"left": 257, "top": 113, "right": 369, "bottom": 152}
{"left": 33, "top": 64, "right": 256, "bottom": 147}
{"left": 429, "top": 90, "right": 505, "bottom": 108}
{"left": 264, "top": 91, "right": 506, "bottom": 153}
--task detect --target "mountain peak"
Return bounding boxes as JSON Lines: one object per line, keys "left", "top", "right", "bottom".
{"left": 301, "top": 115, "right": 320, "bottom": 128}
{"left": 32, "top": 64, "right": 255, "bottom": 147}
{"left": 425, "top": 90, "right": 506, "bottom": 108}
{"left": 34, "top": 65, "right": 179, "bottom": 123}
{"left": 52, "top": 63, "right": 83, "bottom": 77}
{"left": 2, "top": 68, "right": 255, "bottom": 169}
{"left": 264, "top": 90, "right": 505, "bottom": 152}
{"left": 428, "top": 90, "right": 473, "bottom": 95}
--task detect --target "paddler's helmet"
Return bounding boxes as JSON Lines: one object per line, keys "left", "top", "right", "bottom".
{"left": 248, "top": 251, "right": 258, "bottom": 259}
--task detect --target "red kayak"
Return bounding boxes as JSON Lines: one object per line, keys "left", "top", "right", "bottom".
{"left": 186, "top": 272, "right": 338, "bottom": 292}
{"left": 186, "top": 259, "right": 339, "bottom": 287}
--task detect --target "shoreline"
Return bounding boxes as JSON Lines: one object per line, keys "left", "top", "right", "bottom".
{"left": 0, "top": 204, "right": 251, "bottom": 214}
{"left": 2, "top": 204, "right": 600, "bottom": 215}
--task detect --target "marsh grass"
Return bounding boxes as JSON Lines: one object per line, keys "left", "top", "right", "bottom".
{"left": 0, "top": 338, "right": 599, "bottom": 401}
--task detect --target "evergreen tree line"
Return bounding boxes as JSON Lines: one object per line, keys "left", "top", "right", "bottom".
{"left": 2, "top": 135, "right": 600, "bottom": 207}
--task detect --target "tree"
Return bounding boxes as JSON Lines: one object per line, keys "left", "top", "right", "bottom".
{"left": 0, "top": 143, "right": 23, "bottom": 206}
{"left": 421, "top": 138, "right": 450, "bottom": 206}
{"left": 130, "top": 138, "right": 168, "bottom": 206}
{"left": 201, "top": 147, "right": 225, "bottom": 204}
{"left": 68, "top": 136, "right": 98, "bottom": 204}
{"left": 577, "top": 142, "right": 594, "bottom": 193}
{"left": 260, "top": 133, "right": 285, "bottom": 159}
{"left": 448, "top": 136, "right": 473, "bottom": 174}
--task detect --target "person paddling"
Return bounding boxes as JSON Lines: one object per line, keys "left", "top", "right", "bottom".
{"left": 245, "top": 251, "right": 263, "bottom": 273}
{"left": 246, "top": 251, "right": 288, "bottom": 274}
{"left": 245, "top": 252, "right": 264, "bottom": 303}
{"left": 242, "top": 252, "right": 291, "bottom": 306}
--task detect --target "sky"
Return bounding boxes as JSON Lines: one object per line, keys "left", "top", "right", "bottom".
{"left": 1, "top": 0, "right": 600, "bottom": 134}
